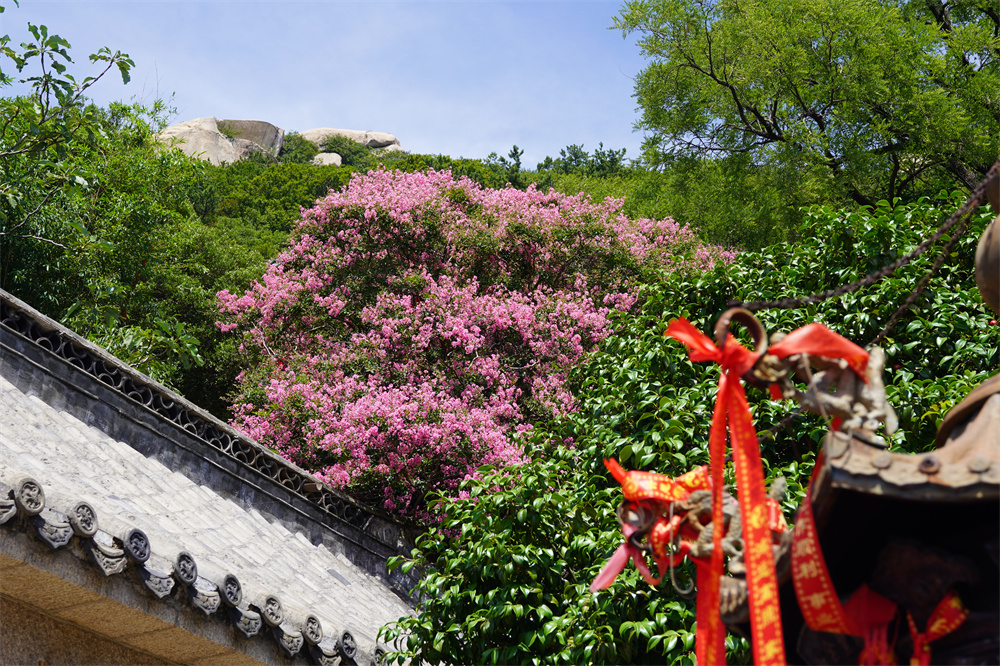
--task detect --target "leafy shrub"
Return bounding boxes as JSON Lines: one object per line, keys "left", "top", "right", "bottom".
{"left": 381, "top": 195, "right": 997, "bottom": 664}
{"left": 277, "top": 131, "right": 320, "bottom": 165}
{"left": 320, "top": 134, "right": 374, "bottom": 168}
{"left": 217, "top": 168, "right": 734, "bottom": 522}
{"left": 204, "top": 160, "right": 351, "bottom": 232}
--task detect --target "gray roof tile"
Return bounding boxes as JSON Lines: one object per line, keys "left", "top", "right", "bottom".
{"left": 1, "top": 372, "right": 412, "bottom": 658}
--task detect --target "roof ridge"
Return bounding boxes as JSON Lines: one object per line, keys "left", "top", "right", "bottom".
{"left": 0, "top": 289, "right": 398, "bottom": 538}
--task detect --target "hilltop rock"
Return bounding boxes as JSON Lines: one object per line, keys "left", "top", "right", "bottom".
{"left": 313, "top": 152, "right": 343, "bottom": 167}
{"left": 218, "top": 119, "right": 285, "bottom": 153}
{"left": 300, "top": 128, "right": 403, "bottom": 152}
{"left": 157, "top": 117, "right": 282, "bottom": 165}
{"left": 157, "top": 118, "right": 403, "bottom": 165}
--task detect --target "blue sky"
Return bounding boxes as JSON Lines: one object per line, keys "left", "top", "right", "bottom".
{"left": 2, "top": 1, "right": 651, "bottom": 168}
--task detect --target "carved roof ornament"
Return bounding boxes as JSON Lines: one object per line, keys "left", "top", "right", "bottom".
{"left": 338, "top": 630, "right": 358, "bottom": 660}
{"left": 259, "top": 595, "right": 284, "bottom": 627}
{"left": 123, "top": 527, "right": 151, "bottom": 563}
{"left": 302, "top": 613, "right": 324, "bottom": 646}
{"left": 174, "top": 550, "right": 198, "bottom": 586}
{"left": 0, "top": 497, "right": 16, "bottom": 525}
{"left": 140, "top": 566, "right": 176, "bottom": 599}
{"left": 230, "top": 607, "right": 264, "bottom": 638}
{"left": 86, "top": 536, "right": 129, "bottom": 576}
{"left": 14, "top": 477, "right": 44, "bottom": 515}
{"left": 33, "top": 514, "right": 73, "bottom": 549}
{"left": 68, "top": 501, "right": 98, "bottom": 537}
{"left": 272, "top": 624, "right": 305, "bottom": 657}
{"left": 189, "top": 577, "right": 222, "bottom": 615}
{"left": 221, "top": 573, "right": 243, "bottom": 607}
{"left": 309, "top": 640, "right": 341, "bottom": 666}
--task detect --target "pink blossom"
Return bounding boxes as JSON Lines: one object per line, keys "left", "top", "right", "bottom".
{"left": 217, "top": 168, "right": 734, "bottom": 523}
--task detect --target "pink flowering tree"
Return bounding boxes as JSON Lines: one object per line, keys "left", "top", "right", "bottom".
{"left": 218, "top": 168, "right": 735, "bottom": 523}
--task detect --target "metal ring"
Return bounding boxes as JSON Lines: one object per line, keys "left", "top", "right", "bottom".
{"left": 714, "top": 307, "right": 768, "bottom": 356}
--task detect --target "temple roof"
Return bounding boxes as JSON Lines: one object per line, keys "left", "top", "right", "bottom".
{"left": 0, "top": 290, "right": 414, "bottom": 664}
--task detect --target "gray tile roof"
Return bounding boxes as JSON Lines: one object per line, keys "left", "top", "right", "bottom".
{"left": 1, "top": 290, "right": 414, "bottom": 664}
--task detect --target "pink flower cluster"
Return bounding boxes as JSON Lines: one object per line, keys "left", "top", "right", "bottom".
{"left": 217, "top": 169, "right": 734, "bottom": 523}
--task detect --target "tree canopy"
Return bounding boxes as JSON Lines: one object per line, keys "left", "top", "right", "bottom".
{"left": 616, "top": 0, "right": 1000, "bottom": 206}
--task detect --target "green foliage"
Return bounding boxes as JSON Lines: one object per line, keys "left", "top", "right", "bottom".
{"left": 531, "top": 153, "right": 824, "bottom": 250}
{"left": 201, "top": 160, "right": 351, "bottom": 232}
{"left": 616, "top": 0, "right": 1000, "bottom": 207}
{"left": 319, "top": 134, "right": 374, "bottom": 168}
{"left": 381, "top": 195, "right": 998, "bottom": 665}
{"left": 215, "top": 121, "right": 242, "bottom": 140}
{"left": 1, "top": 2, "right": 135, "bottom": 282}
{"left": 536, "top": 143, "right": 629, "bottom": 179}
{"left": 146, "top": 215, "right": 283, "bottom": 413}
{"left": 277, "top": 131, "right": 320, "bottom": 164}
{"left": 485, "top": 145, "right": 527, "bottom": 189}
{"left": 0, "top": 11, "right": 133, "bottom": 163}
{"left": 377, "top": 152, "right": 513, "bottom": 190}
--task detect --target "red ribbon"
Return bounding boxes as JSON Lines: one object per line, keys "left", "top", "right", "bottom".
{"left": 906, "top": 592, "right": 968, "bottom": 666}
{"left": 590, "top": 462, "right": 710, "bottom": 589}
{"left": 592, "top": 461, "right": 727, "bottom": 662}
{"left": 666, "top": 318, "right": 786, "bottom": 666}
{"left": 665, "top": 317, "right": 872, "bottom": 666}
{"left": 792, "top": 454, "right": 858, "bottom": 635}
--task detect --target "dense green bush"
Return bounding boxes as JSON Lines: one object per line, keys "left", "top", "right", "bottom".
{"left": 277, "top": 131, "right": 320, "bottom": 164}
{"left": 381, "top": 195, "right": 998, "bottom": 665}
{"left": 532, "top": 153, "right": 828, "bottom": 251}
{"left": 319, "top": 134, "right": 374, "bottom": 167}
{"left": 201, "top": 160, "right": 351, "bottom": 232}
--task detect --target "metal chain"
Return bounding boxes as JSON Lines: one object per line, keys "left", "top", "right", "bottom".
{"left": 732, "top": 160, "right": 1000, "bottom": 315}
{"left": 734, "top": 159, "right": 999, "bottom": 446}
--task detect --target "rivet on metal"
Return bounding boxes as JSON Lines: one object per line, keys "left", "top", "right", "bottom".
{"left": 872, "top": 452, "right": 892, "bottom": 469}
{"left": 918, "top": 455, "right": 941, "bottom": 475}
{"left": 967, "top": 456, "right": 991, "bottom": 474}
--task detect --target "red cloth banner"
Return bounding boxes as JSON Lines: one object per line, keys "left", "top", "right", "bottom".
{"left": 791, "top": 456, "right": 859, "bottom": 636}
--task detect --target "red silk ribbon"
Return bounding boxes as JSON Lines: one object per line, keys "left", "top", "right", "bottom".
{"left": 590, "top": 462, "right": 712, "bottom": 591}
{"left": 665, "top": 318, "right": 787, "bottom": 666}
{"left": 665, "top": 317, "right": 871, "bottom": 666}
{"left": 906, "top": 592, "right": 968, "bottom": 666}
{"left": 591, "top": 461, "right": 729, "bottom": 664}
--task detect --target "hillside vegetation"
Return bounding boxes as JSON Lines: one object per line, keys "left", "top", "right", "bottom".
{"left": 1, "top": 0, "right": 997, "bottom": 663}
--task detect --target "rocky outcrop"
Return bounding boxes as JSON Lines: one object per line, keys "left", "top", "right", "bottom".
{"left": 217, "top": 119, "right": 285, "bottom": 154}
{"left": 300, "top": 128, "right": 403, "bottom": 152}
{"left": 312, "top": 153, "right": 343, "bottom": 167}
{"left": 157, "top": 118, "right": 403, "bottom": 166}
{"left": 157, "top": 117, "right": 283, "bottom": 165}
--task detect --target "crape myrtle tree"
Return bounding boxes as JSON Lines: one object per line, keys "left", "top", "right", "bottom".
{"left": 217, "top": 168, "right": 736, "bottom": 523}
{"left": 616, "top": 0, "right": 1000, "bottom": 207}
